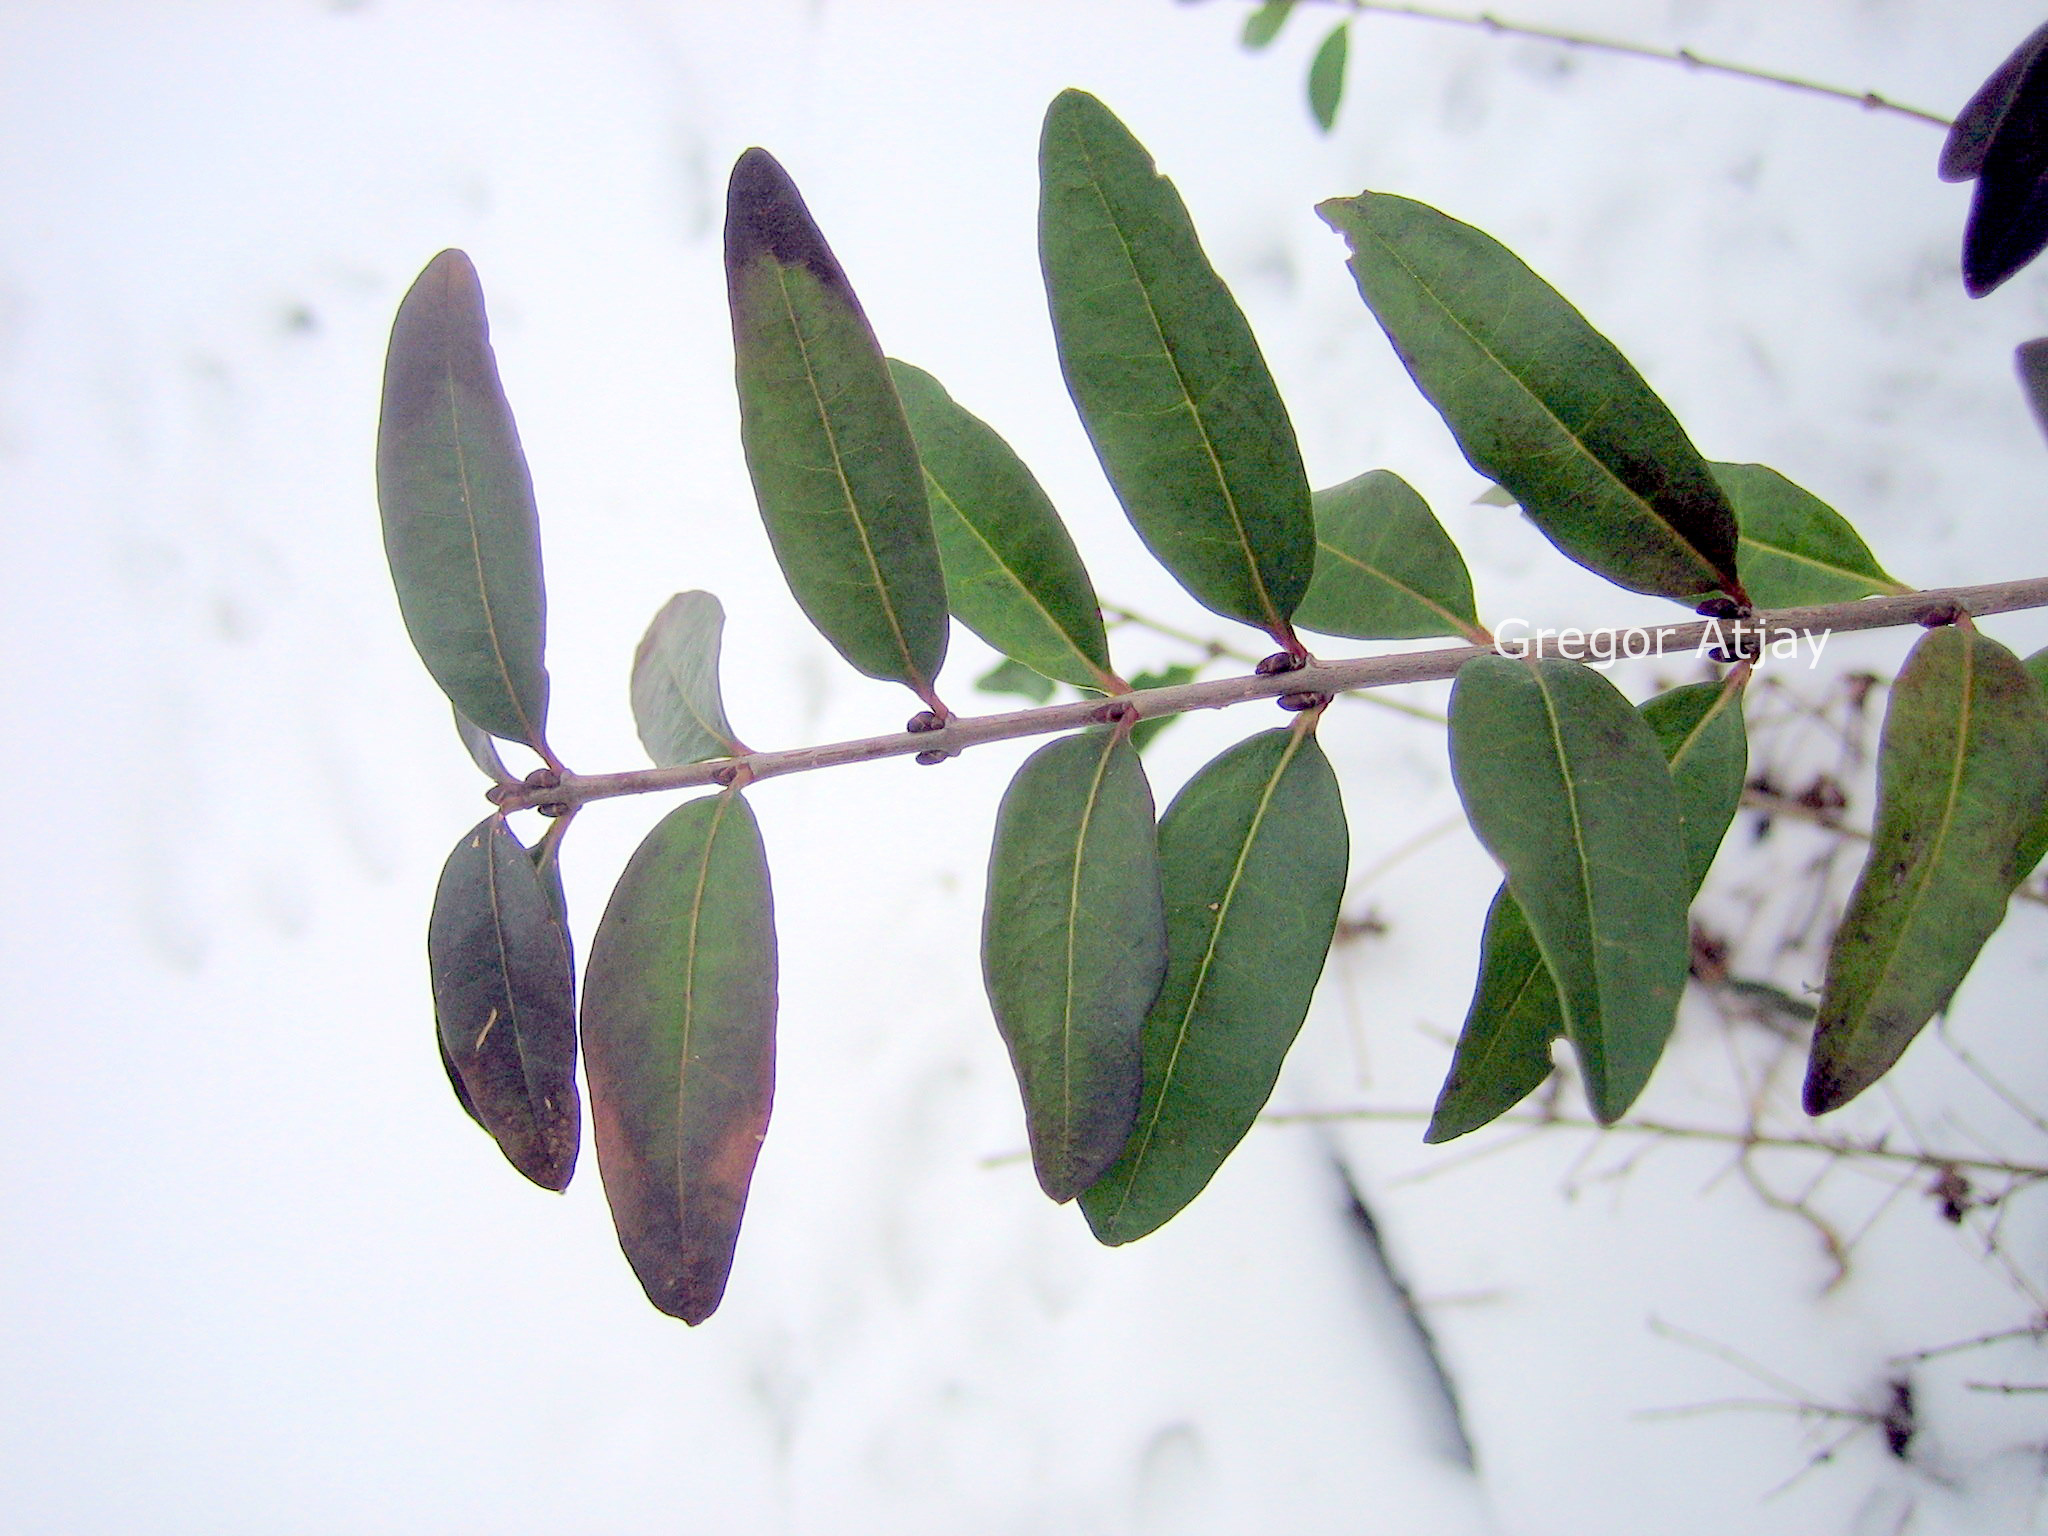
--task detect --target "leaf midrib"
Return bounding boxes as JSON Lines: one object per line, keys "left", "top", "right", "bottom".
{"left": 1102, "top": 729, "right": 1304, "bottom": 1235}
{"left": 1529, "top": 667, "right": 1604, "bottom": 1092}
{"left": 766, "top": 262, "right": 925, "bottom": 692}
{"left": 1065, "top": 114, "right": 1285, "bottom": 634}
{"left": 1856, "top": 638, "right": 1976, "bottom": 1039}
{"left": 1315, "top": 536, "right": 1476, "bottom": 638}
{"left": 1736, "top": 532, "right": 1907, "bottom": 592}
{"left": 927, "top": 471, "right": 1108, "bottom": 687}
{"left": 1350, "top": 209, "right": 1726, "bottom": 596}
{"left": 441, "top": 365, "right": 543, "bottom": 749}
{"left": 673, "top": 794, "right": 734, "bottom": 1216}
{"left": 1059, "top": 734, "right": 1122, "bottom": 1168}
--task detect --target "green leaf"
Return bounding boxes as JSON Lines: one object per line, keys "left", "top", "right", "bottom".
{"left": 726, "top": 149, "right": 949, "bottom": 701}
{"left": 2018, "top": 645, "right": 2048, "bottom": 876}
{"left": 888, "top": 359, "right": 1117, "bottom": 691}
{"left": 984, "top": 730, "right": 1168, "bottom": 1201}
{"left": 1427, "top": 676, "right": 1747, "bottom": 1141}
{"left": 1307, "top": 22, "right": 1349, "bottom": 132}
{"left": 1040, "top": 90, "right": 1316, "bottom": 640}
{"left": 429, "top": 816, "right": 580, "bottom": 1190}
{"left": 453, "top": 706, "right": 515, "bottom": 785}
{"left": 976, "top": 657, "right": 1057, "bottom": 704}
{"left": 581, "top": 791, "right": 777, "bottom": 1324}
{"left": 1080, "top": 723, "right": 1348, "bottom": 1244}
{"left": 1318, "top": 192, "right": 1745, "bottom": 608}
{"left": 1424, "top": 887, "right": 1561, "bottom": 1144}
{"left": 1128, "top": 663, "right": 1200, "bottom": 750}
{"left": 1711, "top": 463, "right": 1907, "bottom": 607}
{"left": 377, "top": 250, "right": 552, "bottom": 752}
{"left": 631, "top": 591, "right": 745, "bottom": 767}
{"left": 1447, "top": 657, "right": 1692, "bottom": 1123}
{"left": 1805, "top": 627, "right": 2048, "bottom": 1114}
{"left": 1241, "top": 0, "right": 1295, "bottom": 50}
{"left": 1292, "top": 470, "right": 1483, "bottom": 642}
{"left": 1639, "top": 678, "right": 1751, "bottom": 893}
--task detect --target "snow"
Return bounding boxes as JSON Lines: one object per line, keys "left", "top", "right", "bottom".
{"left": 4, "top": 1, "right": 2048, "bottom": 1531}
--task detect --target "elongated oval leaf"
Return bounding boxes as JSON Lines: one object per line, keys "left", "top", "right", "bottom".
{"left": 1711, "top": 463, "right": 1907, "bottom": 608}
{"left": 429, "top": 816, "right": 579, "bottom": 1190}
{"left": 1448, "top": 656, "right": 1692, "bottom": 1123}
{"left": 581, "top": 791, "right": 777, "bottom": 1324}
{"left": 631, "top": 591, "right": 745, "bottom": 767}
{"left": 377, "top": 250, "right": 552, "bottom": 751}
{"left": 1293, "top": 470, "right": 1483, "bottom": 642}
{"left": 1307, "top": 22, "right": 1349, "bottom": 132}
{"left": 1241, "top": 0, "right": 1295, "bottom": 51}
{"left": 1040, "top": 90, "right": 1315, "bottom": 639}
{"left": 726, "top": 150, "right": 949, "bottom": 699}
{"left": 1942, "top": 22, "right": 2048, "bottom": 181}
{"left": 1428, "top": 676, "right": 1747, "bottom": 1141}
{"left": 1805, "top": 627, "right": 2048, "bottom": 1113}
{"left": 984, "top": 730, "right": 1168, "bottom": 1201}
{"left": 1080, "top": 723, "right": 1348, "bottom": 1244}
{"left": 888, "top": 359, "right": 1118, "bottom": 691}
{"left": 1318, "top": 193, "right": 1745, "bottom": 608}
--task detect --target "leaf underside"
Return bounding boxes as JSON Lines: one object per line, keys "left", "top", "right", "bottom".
{"left": 1318, "top": 191, "right": 1744, "bottom": 608}
{"left": 1805, "top": 627, "right": 2048, "bottom": 1114}
{"left": 1040, "top": 89, "right": 1315, "bottom": 637}
{"left": 726, "top": 148, "right": 949, "bottom": 696}
{"left": 983, "top": 730, "right": 1168, "bottom": 1202}
{"left": 1080, "top": 724, "right": 1348, "bottom": 1245}
{"left": 631, "top": 591, "right": 745, "bottom": 767}
{"left": 377, "top": 250, "right": 551, "bottom": 751}
{"left": 581, "top": 791, "right": 778, "bottom": 1324}
{"left": 429, "top": 816, "right": 580, "bottom": 1190}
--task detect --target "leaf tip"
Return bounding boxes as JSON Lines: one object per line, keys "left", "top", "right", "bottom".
{"left": 724, "top": 147, "right": 848, "bottom": 296}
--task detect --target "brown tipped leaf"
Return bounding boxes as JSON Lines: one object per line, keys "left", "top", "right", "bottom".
{"left": 726, "top": 150, "right": 948, "bottom": 700}
{"left": 429, "top": 816, "right": 580, "bottom": 1190}
{"left": 581, "top": 791, "right": 777, "bottom": 1323}
{"left": 377, "top": 251, "right": 552, "bottom": 753}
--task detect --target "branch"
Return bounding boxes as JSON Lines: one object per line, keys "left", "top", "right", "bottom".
{"left": 1287, "top": 0, "right": 1953, "bottom": 129}
{"left": 1262, "top": 1104, "right": 2048, "bottom": 1181}
{"left": 495, "top": 575, "right": 2048, "bottom": 813}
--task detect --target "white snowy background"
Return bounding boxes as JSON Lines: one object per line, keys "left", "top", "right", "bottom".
{"left": 5, "top": 2, "right": 2048, "bottom": 1532}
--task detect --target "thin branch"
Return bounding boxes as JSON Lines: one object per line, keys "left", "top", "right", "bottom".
{"left": 496, "top": 576, "right": 2048, "bottom": 812}
{"left": 1281, "top": 0, "right": 1952, "bottom": 128}
{"left": 1266, "top": 1103, "right": 2048, "bottom": 1181}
